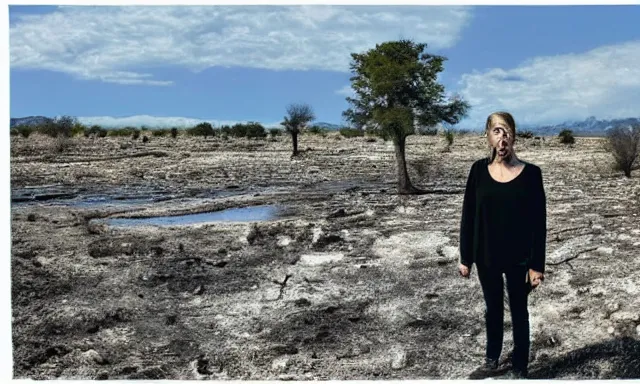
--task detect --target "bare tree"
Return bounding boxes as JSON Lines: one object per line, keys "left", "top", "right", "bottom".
{"left": 282, "top": 103, "right": 315, "bottom": 157}
{"left": 606, "top": 124, "right": 640, "bottom": 177}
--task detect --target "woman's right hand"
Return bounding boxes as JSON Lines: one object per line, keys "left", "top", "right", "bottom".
{"left": 458, "top": 263, "right": 471, "bottom": 278}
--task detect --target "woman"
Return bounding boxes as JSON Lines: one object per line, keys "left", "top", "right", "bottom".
{"left": 458, "top": 112, "right": 547, "bottom": 379}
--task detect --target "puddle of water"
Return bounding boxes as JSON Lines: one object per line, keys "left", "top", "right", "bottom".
{"left": 104, "top": 205, "right": 280, "bottom": 227}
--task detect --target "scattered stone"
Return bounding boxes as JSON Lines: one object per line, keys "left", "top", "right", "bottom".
{"left": 607, "top": 326, "right": 615, "bottom": 334}
{"left": 596, "top": 247, "right": 614, "bottom": 256}
{"left": 299, "top": 252, "right": 344, "bottom": 266}
{"left": 166, "top": 314, "right": 178, "bottom": 325}
{"left": 196, "top": 356, "right": 212, "bottom": 375}
{"left": 591, "top": 224, "right": 604, "bottom": 234}
{"left": 294, "top": 298, "right": 311, "bottom": 307}
{"left": 328, "top": 208, "right": 347, "bottom": 218}
{"left": 271, "top": 344, "right": 299, "bottom": 355}
{"left": 83, "top": 349, "right": 106, "bottom": 365}
{"left": 618, "top": 234, "right": 632, "bottom": 241}
{"left": 390, "top": 346, "right": 407, "bottom": 370}
{"left": 271, "top": 356, "right": 290, "bottom": 372}
{"left": 193, "top": 285, "right": 205, "bottom": 295}
{"left": 95, "top": 372, "right": 109, "bottom": 380}
{"left": 277, "top": 236, "right": 293, "bottom": 247}
{"left": 610, "top": 311, "right": 640, "bottom": 323}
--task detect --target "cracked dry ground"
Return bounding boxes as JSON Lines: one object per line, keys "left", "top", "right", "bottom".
{"left": 10, "top": 133, "right": 640, "bottom": 379}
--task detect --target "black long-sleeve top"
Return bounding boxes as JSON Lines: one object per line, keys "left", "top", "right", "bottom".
{"left": 459, "top": 158, "right": 547, "bottom": 273}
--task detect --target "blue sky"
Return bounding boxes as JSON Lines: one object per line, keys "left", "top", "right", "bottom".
{"left": 9, "top": 5, "right": 640, "bottom": 129}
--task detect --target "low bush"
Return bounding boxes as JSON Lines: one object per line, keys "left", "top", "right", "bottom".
{"left": 559, "top": 129, "right": 575, "bottom": 145}
{"left": 339, "top": 128, "right": 364, "bottom": 138}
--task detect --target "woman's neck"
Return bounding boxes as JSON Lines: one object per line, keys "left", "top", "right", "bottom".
{"left": 491, "top": 153, "right": 521, "bottom": 167}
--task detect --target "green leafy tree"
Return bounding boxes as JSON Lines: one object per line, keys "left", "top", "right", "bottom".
{"left": 282, "top": 103, "right": 315, "bottom": 156}
{"left": 343, "top": 40, "right": 470, "bottom": 194}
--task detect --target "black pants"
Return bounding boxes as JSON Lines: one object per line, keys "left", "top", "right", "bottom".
{"left": 476, "top": 262, "right": 531, "bottom": 372}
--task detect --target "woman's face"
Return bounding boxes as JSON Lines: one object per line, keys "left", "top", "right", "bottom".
{"left": 487, "top": 116, "right": 514, "bottom": 159}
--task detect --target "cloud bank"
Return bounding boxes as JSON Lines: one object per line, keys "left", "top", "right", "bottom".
{"left": 458, "top": 40, "right": 640, "bottom": 128}
{"left": 10, "top": 5, "right": 472, "bottom": 85}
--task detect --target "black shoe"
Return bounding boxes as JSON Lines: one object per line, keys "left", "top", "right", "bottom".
{"left": 504, "top": 368, "right": 528, "bottom": 379}
{"left": 468, "top": 358, "right": 500, "bottom": 379}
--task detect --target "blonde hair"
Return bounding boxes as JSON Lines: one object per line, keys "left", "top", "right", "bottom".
{"left": 485, "top": 111, "right": 516, "bottom": 162}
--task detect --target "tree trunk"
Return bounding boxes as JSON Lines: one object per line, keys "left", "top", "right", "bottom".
{"left": 292, "top": 132, "right": 299, "bottom": 156}
{"left": 393, "top": 136, "right": 421, "bottom": 194}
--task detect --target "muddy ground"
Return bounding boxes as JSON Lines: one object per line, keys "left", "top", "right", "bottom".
{"left": 10, "top": 131, "right": 640, "bottom": 379}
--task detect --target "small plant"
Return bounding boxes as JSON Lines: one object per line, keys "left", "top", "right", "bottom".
{"left": 153, "top": 129, "right": 168, "bottom": 137}
{"left": 339, "top": 128, "right": 364, "bottom": 138}
{"left": 142, "top": 135, "right": 149, "bottom": 143}
{"left": 187, "top": 122, "right": 215, "bottom": 137}
{"left": 131, "top": 129, "right": 141, "bottom": 140}
{"left": 517, "top": 130, "right": 534, "bottom": 139}
{"left": 15, "top": 125, "right": 33, "bottom": 138}
{"left": 417, "top": 126, "right": 439, "bottom": 136}
{"left": 558, "top": 129, "right": 575, "bottom": 145}
{"left": 220, "top": 125, "right": 232, "bottom": 137}
{"left": 230, "top": 123, "right": 247, "bottom": 138}
{"left": 605, "top": 124, "right": 640, "bottom": 178}
{"left": 269, "top": 128, "right": 281, "bottom": 137}
{"left": 171, "top": 127, "right": 178, "bottom": 139}
{"left": 306, "top": 125, "right": 327, "bottom": 135}
{"left": 244, "top": 122, "right": 267, "bottom": 139}
{"left": 71, "top": 122, "right": 85, "bottom": 137}
{"left": 55, "top": 136, "right": 72, "bottom": 153}
{"left": 443, "top": 128, "right": 455, "bottom": 149}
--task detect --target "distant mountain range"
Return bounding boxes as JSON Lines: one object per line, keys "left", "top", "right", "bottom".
{"left": 10, "top": 116, "right": 52, "bottom": 128}
{"left": 10, "top": 115, "right": 639, "bottom": 136}
{"left": 524, "top": 116, "right": 640, "bottom": 137}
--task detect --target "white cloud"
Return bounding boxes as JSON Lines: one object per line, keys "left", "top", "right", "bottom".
{"left": 77, "top": 115, "right": 283, "bottom": 128}
{"left": 457, "top": 40, "right": 640, "bottom": 128}
{"left": 10, "top": 5, "right": 472, "bottom": 86}
{"left": 335, "top": 85, "right": 355, "bottom": 97}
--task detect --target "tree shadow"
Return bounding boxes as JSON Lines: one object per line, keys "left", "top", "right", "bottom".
{"left": 529, "top": 337, "right": 640, "bottom": 379}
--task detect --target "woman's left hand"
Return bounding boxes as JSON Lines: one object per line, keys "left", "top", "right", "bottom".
{"left": 528, "top": 269, "right": 544, "bottom": 288}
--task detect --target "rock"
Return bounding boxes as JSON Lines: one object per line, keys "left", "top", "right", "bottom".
{"left": 311, "top": 227, "right": 324, "bottom": 244}
{"left": 294, "top": 298, "right": 311, "bottom": 307}
{"left": 610, "top": 311, "right": 640, "bottom": 323}
{"left": 271, "top": 344, "right": 299, "bottom": 355}
{"left": 271, "top": 356, "right": 290, "bottom": 372}
{"left": 617, "top": 234, "right": 632, "bottom": 241}
{"left": 596, "top": 247, "right": 614, "bottom": 256}
{"left": 314, "top": 234, "right": 343, "bottom": 247}
{"left": 591, "top": 224, "right": 604, "bottom": 234}
{"left": 441, "top": 246, "right": 459, "bottom": 260}
{"left": 96, "top": 372, "right": 109, "bottom": 380}
{"left": 193, "top": 285, "right": 205, "bottom": 295}
{"left": 390, "top": 346, "right": 407, "bottom": 370}
{"left": 607, "top": 326, "right": 615, "bottom": 334}
{"left": 328, "top": 208, "right": 347, "bottom": 218}
{"left": 83, "top": 349, "right": 106, "bottom": 365}
{"left": 299, "top": 252, "right": 344, "bottom": 266}
{"left": 277, "top": 236, "right": 293, "bottom": 247}
{"left": 636, "top": 325, "right": 640, "bottom": 336}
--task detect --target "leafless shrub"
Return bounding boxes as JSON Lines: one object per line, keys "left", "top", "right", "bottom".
{"left": 605, "top": 124, "right": 640, "bottom": 177}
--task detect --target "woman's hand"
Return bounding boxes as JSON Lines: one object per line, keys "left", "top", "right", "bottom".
{"left": 459, "top": 263, "right": 471, "bottom": 278}
{"left": 528, "top": 269, "right": 544, "bottom": 288}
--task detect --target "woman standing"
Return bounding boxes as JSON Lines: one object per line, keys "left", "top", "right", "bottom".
{"left": 458, "top": 112, "right": 547, "bottom": 379}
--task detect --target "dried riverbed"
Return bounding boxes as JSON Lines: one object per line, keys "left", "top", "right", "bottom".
{"left": 10, "top": 132, "right": 640, "bottom": 379}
